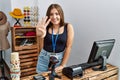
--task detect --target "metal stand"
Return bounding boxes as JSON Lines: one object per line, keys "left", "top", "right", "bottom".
{"left": 48, "top": 56, "right": 61, "bottom": 80}
{"left": 49, "top": 64, "right": 61, "bottom": 80}
{"left": 0, "top": 51, "right": 9, "bottom": 80}
{"left": 92, "top": 55, "right": 107, "bottom": 71}
{"left": 14, "top": 18, "right": 21, "bottom": 27}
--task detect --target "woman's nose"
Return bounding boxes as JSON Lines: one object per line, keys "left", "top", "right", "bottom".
{"left": 53, "top": 14, "right": 57, "bottom": 18}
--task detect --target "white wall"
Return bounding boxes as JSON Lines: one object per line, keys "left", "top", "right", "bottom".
{"left": 57, "top": 0, "right": 120, "bottom": 78}
{"left": 1, "top": 0, "right": 120, "bottom": 79}
{"left": 58, "top": 0, "right": 120, "bottom": 65}
{"left": 58, "top": 0, "right": 120, "bottom": 78}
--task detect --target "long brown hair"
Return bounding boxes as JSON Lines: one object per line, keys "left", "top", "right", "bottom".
{"left": 46, "top": 4, "right": 65, "bottom": 28}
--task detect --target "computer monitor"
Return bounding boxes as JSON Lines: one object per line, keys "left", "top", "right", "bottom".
{"left": 87, "top": 39, "right": 115, "bottom": 71}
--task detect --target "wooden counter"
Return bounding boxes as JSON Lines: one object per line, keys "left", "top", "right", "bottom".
{"left": 21, "top": 64, "right": 118, "bottom": 80}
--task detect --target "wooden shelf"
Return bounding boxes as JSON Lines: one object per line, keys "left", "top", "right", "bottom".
{"left": 11, "top": 27, "right": 39, "bottom": 78}
{"left": 15, "top": 36, "right": 36, "bottom": 39}
{"left": 14, "top": 44, "right": 38, "bottom": 51}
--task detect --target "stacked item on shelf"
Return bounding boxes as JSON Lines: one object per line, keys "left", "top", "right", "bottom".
{"left": 10, "top": 52, "right": 21, "bottom": 80}
{"left": 23, "top": 7, "right": 31, "bottom": 27}
{"left": 23, "top": 6, "right": 38, "bottom": 27}
{"left": 30, "top": 6, "right": 39, "bottom": 27}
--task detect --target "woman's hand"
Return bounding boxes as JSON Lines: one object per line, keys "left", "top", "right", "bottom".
{"left": 36, "top": 16, "right": 51, "bottom": 38}
{"left": 55, "top": 65, "right": 64, "bottom": 72}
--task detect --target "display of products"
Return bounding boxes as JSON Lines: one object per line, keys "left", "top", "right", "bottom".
{"left": 10, "top": 52, "right": 20, "bottom": 80}
{"left": 23, "top": 6, "right": 38, "bottom": 27}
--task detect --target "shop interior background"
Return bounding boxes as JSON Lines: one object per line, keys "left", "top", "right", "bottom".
{"left": 0, "top": 0, "right": 120, "bottom": 79}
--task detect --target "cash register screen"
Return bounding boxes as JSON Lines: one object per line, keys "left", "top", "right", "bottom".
{"left": 87, "top": 39, "right": 115, "bottom": 64}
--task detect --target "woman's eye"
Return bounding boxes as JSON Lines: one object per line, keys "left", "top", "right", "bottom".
{"left": 55, "top": 13, "right": 59, "bottom": 15}
{"left": 50, "top": 13, "right": 53, "bottom": 16}
{"left": 50, "top": 13, "right": 59, "bottom": 16}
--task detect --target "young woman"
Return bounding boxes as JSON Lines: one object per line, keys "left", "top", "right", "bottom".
{"left": 36, "top": 4, "right": 74, "bottom": 73}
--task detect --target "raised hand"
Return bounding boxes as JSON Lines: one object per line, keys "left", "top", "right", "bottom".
{"left": 36, "top": 16, "right": 51, "bottom": 38}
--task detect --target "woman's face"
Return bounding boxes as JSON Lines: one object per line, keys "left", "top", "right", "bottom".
{"left": 50, "top": 8, "right": 60, "bottom": 25}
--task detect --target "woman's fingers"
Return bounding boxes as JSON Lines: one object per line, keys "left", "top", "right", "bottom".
{"left": 55, "top": 66, "right": 63, "bottom": 72}
{"left": 36, "top": 19, "right": 42, "bottom": 27}
{"left": 36, "top": 16, "right": 51, "bottom": 29}
{"left": 41, "top": 16, "right": 48, "bottom": 25}
{"left": 45, "top": 18, "right": 51, "bottom": 28}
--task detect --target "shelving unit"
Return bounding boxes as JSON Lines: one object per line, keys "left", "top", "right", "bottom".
{"left": 11, "top": 27, "right": 39, "bottom": 77}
